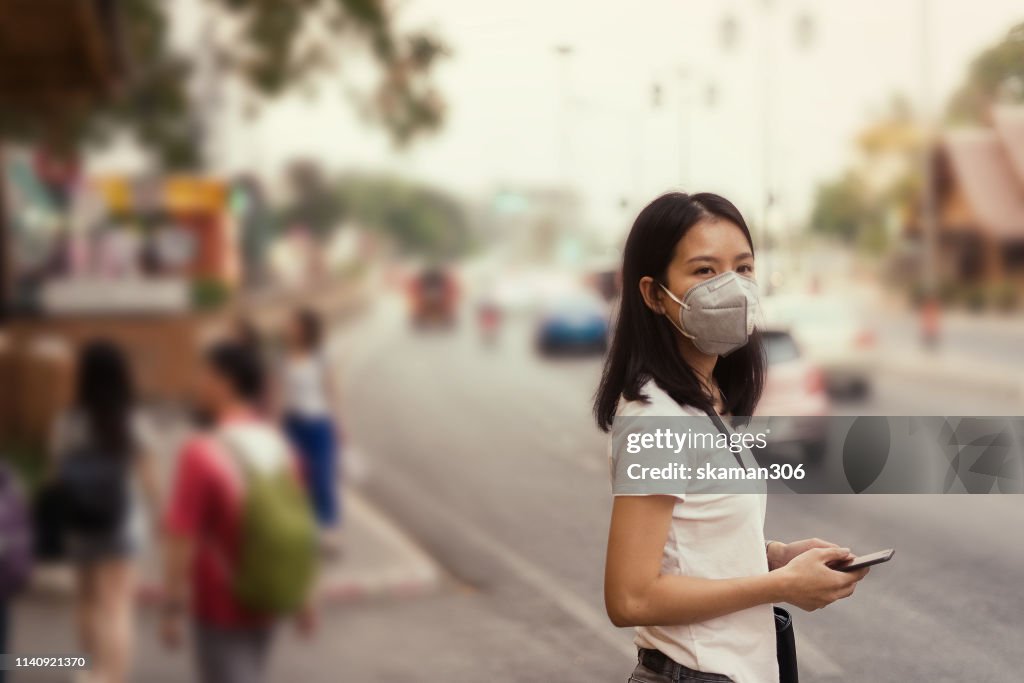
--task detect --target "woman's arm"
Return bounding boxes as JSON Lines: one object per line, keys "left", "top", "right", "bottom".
{"left": 136, "top": 450, "right": 162, "bottom": 532}
{"left": 605, "top": 496, "right": 868, "bottom": 627}
{"left": 605, "top": 495, "right": 782, "bottom": 627}
{"left": 321, "top": 351, "right": 343, "bottom": 421}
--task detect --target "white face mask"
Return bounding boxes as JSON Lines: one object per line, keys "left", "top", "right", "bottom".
{"left": 658, "top": 270, "right": 761, "bottom": 356}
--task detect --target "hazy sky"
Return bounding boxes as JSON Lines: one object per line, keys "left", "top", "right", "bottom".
{"left": 141, "top": 1, "right": 1024, "bottom": 236}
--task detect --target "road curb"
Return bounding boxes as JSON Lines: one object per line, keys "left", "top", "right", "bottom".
{"left": 314, "top": 491, "right": 443, "bottom": 605}
{"left": 876, "top": 352, "right": 1024, "bottom": 403}
{"left": 29, "top": 490, "right": 443, "bottom": 609}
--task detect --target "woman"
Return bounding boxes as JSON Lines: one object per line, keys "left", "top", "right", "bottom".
{"left": 280, "top": 309, "right": 343, "bottom": 547}
{"left": 596, "top": 193, "right": 869, "bottom": 683}
{"left": 52, "top": 340, "right": 160, "bottom": 683}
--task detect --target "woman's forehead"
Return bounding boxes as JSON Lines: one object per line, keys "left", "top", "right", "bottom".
{"left": 675, "top": 219, "right": 750, "bottom": 257}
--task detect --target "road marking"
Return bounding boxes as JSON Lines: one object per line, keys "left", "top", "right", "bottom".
{"left": 379, "top": 466, "right": 846, "bottom": 674}
{"left": 380, "top": 466, "right": 637, "bottom": 659}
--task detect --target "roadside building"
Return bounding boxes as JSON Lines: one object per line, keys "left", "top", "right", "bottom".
{"left": 906, "top": 106, "right": 1024, "bottom": 284}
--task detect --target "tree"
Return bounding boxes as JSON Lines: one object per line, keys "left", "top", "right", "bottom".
{"left": 810, "top": 172, "right": 877, "bottom": 244}
{"left": 279, "top": 160, "right": 346, "bottom": 240}
{"left": 0, "top": 0, "right": 448, "bottom": 168}
{"left": 336, "top": 174, "right": 470, "bottom": 258}
{"left": 946, "top": 21, "right": 1024, "bottom": 123}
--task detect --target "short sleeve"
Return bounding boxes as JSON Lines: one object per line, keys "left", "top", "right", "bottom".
{"left": 163, "top": 437, "right": 210, "bottom": 537}
{"left": 609, "top": 382, "right": 709, "bottom": 500}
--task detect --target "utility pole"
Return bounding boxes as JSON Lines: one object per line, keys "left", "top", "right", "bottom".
{"left": 553, "top": 44, "right": 575, "bottom": 186}
{"left": 919, "top": 0, "right": 938, "bottom": 297}
{"left": 676, "top": 66, "right": 692, "bottom": 189}
{"left": 760, "top": 0, "right": 775, "bottom": 251}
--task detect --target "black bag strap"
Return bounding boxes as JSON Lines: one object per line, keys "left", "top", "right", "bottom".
{"left": 705, "top": 411, "right": 748, "bottom": 469}
{"left": 774, "top": 606, "right": 799, "bottom": 682}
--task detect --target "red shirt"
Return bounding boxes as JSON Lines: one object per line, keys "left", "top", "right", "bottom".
{"left": 164, "top": 414, "right": 298, "bottom": 627}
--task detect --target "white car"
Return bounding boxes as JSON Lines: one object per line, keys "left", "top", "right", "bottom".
{"left": 761, "top": 294, "right": 876, "bottom": 397}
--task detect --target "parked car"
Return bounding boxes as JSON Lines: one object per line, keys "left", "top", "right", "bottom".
{"left": 755, "top": 329, "right": 830, "bottom": 461}
{"left": 409, "top": 267, "right": 459, "bottom": 328}
{"left": 761, "top": 294, "right": 876, "bottom": 397}
{"left": 535, "top": 290, "right": 609, "bottom": 356}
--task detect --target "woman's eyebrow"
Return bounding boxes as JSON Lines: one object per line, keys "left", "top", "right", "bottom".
{"left": 733, "top": 252, "right": 754, "bottom": 261}
{"left": 685, "top": 255, "right": 720, "bottom": 264}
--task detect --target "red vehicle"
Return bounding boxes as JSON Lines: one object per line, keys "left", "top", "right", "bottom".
{"left": 476, "top": 299, "right": 501, "bottom": 346}
{"left": 409, "top": 267, "right": 459, "bottom": 328}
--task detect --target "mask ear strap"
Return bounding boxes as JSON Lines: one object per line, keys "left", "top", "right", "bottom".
{"left": 658, "top": 283, "right": 690, "bottom": 311}
{"left": 658, "top": 283, "right": 696, "bottom": 339}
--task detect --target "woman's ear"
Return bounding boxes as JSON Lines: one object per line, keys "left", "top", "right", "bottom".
{"left": 638, "top": 276, "right": 664, "bottom": 315}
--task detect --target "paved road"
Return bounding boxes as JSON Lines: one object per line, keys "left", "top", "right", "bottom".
{"left": 872, "top": 308, "right": 1024, "bottom": 370}
{"left": 341, "top": 297, "right": 1024, "bottom": 682}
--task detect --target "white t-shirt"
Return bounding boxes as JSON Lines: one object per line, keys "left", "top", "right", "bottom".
{"left": 611, "top": 379, "right": 778, "bottom": 683}
{"left": 281, "top": 353, "right": 332, "bottom": 418}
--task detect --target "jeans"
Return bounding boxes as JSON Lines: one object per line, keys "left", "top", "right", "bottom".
{"left": 283, "top": 414, "right": 340, "bottom": 527}
{"left": 193, "top": 620, "right": 275, "bottom": 683}
{"left": 628, "top": 649, "right": 735, "bottom": 683}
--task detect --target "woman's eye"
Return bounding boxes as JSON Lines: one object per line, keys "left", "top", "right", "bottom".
{"left": 695, "top": 267, "right": 715, "bottom": 275}
{"left": 737, "top": 264, "right": 754, "bottom": 274}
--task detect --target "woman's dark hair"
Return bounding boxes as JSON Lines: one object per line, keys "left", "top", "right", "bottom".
{"left": 294, "top": 308, "right": 323, "bottom": 351}
{"left": 205, "top": 341, "right": 266, "bottom": 404}
{"left": 75, "top": 339, "right": 136, "bottom": 455}
{"left": 594, "top": 192, "right": 766, "bottom": 431}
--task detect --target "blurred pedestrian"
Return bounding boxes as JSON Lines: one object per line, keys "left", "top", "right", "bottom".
{"left": 162, "top": 342, "right": 316, "bottom": 683}
{"left": 0, "top": 462, "right": 33, "bottom": 683}
{"left": 280, "top": 309, "right": 343, "bottom": 551}
{"left": 920, "top": 294, "right": 941, "bottom": 351}
{"left": 596, "top": 193, "right": 870, "bottom": 683}
{"left": 231, "top": 317, "right": 275, "bottom": 414}
{"left": 51, "top": 340, "right": 161, "bottom": 683}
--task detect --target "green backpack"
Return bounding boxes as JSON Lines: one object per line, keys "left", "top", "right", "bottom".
{"left": 221, "top": 432, "right": 317, "bottom": 614}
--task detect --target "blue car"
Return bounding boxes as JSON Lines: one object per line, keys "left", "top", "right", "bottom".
{"left": 535, "top": 292, "right": 610, "bottom": 356}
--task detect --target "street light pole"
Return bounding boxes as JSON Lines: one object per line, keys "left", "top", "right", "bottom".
{"left": 553, "top": 44, "right": 575, "bottom": 187}
{"left": 760, "top": 0, "right": 774, "bottom": 251}
{"left": 676, "top": 67, "right": 692, "bottom": 189}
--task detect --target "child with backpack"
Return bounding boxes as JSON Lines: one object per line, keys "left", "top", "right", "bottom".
{"left": 162, "top": 341, "right": 317, "bottom": 683}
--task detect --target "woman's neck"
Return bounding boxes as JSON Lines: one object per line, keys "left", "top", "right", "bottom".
{"left": 676, "top": 335, "right": 719, "bottom": 399}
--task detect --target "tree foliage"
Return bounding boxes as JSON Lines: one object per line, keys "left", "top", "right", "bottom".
{"left": 0, "top": 0, "right": 447, "bottom": 168}
{"left": 335, "top": 173, "right": 470, "bottom": 258}
{"left": 947, "top": 21, "right": 1024, "bottom": 123}
{"left": 810, "top": 172, "right": 877, "bottom": 244}
{"left": 279, "top": 160, "right": 347, "bottom": 240}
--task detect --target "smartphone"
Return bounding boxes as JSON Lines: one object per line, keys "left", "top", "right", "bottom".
{"left": 831, "top": 548, "right": 895, "bottom": 572}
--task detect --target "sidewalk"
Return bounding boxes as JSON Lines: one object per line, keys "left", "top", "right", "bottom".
{"left": 26, "top": 484, "right": 441, "bottom": 607}
{"left": 26, "top": 407, "right": 441, "bottom": 608}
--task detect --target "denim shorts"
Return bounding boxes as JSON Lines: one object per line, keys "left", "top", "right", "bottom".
{"left": 628, "top": 649, "right": 735, "bottom": 683}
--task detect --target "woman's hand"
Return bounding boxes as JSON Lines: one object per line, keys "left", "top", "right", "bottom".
{"left": 767, "top": 537, "right": 843, "bottom": 570}
{"left": 775, "top": 547, "right": 870, "bottom": 612}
